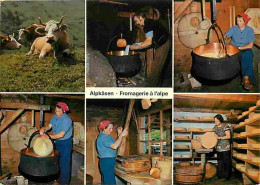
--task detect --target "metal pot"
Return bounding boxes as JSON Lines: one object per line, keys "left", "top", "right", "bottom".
{"left": 18, "top": 131, "right": 60, "bottom": 181}
{"left": 107, "top": 51, "right": 142, "bottom": 77}
{"left": 191, "top": 43, "right": 240, "bottom": 82}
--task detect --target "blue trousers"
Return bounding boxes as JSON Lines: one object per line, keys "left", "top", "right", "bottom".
{"left": 241, "top": 49, "right": 255, "bottom": 84}
{"left": 99, "top": 158, "right": 116, "bottom": 185}
{"left": 56, "top": 138, "right": 72, "bottom": 185}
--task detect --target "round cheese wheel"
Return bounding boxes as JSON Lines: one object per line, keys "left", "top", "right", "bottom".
{"left": 201, "top": 116, "right": 214, "bottom": 121}
{"left": 175, "top": 136, "right": 190, "bottom": 140}
{"left": 201, "top": 132, "right": 218, "bottom": 149}
{"left": 203, "top": 128, "right": 213, "bottom": 132}
{"left": 239, "top": 122, "right": 246, "bottom": 126}
{"left": 175, "top": 115, "right": 185, "bottom": 120}
{"left": 33, "top": 137, "right": 53, "bottom": 157}
{"left": 174, "top": 127, "right": 187, "bottom": 132}
{"left": 179, "top": 161, "right": 191, "bottom": 167}
{"left": 175, "top": 145, "right": 190, "bottom": 149}
{"left": 186, "top": 116, "right": 200, "bottom": 120}
{"left": 240, "top": 132, "right": 247, "bottom": 137}
{"left": 188, "top": 128, "right": 202, "bottom": 132}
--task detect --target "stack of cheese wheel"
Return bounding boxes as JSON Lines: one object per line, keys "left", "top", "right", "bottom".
{"left": 186, "top": 116, "right": 200, "bottom": 121}
{"left": 175, "top": 115, "right": 185, "bottom": 120}
{"left": 175, "top": 145, "right": 190, "bottom": 149}
{"left": 179, "top": 161, "right": 191, "bottom": 167}
{"left": 188, "top": 128, "right": 202, "bottom": 132}
{"left": 247, "top": 168, "right": 259, "bottom": 178}
{"left": 203, "top": 128, "right": 213, "bottom": 132}
{"left": 175, "top": 136, "right": 190, "bottom": 140}
{"left": 201, "top": 132, "right": 218, "bottom": 149}
{"left": 174, "top": 127, "right": 187, "bottom": 132}
{"left": 33, "top": 137, "right": 53, "bottom": 157}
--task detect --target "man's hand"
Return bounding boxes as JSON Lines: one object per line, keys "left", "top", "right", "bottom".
{"left": 117, "top": 127, "right": 123, "bottom": 135}
{"left": 39, "top": 128, "right": 45, "bottom": 135}
{"left": 120, "top": 128, "right": 128, "bottom": 137}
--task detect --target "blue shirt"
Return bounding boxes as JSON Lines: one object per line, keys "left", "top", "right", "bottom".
{"left": 96, "top": 132, "right": 117, "bottom": 158}
{"left": 50, "top": 114, "right": 73, "bottom": 140}
{"left": 226, "top": 25, "right": 255, "bottom": 47}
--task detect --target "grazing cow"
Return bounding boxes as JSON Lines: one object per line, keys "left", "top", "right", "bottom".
{"left": 25, "top": 36, "right": 54, "bottom": 59}
{"left": 33, "top": 16, "right": 71, "bottom": 58}
{"left": 0, "top": 33, "right": 22, "bottom": 50}
{"left": 18, "top": 24, "right": 44, "bottom": 44}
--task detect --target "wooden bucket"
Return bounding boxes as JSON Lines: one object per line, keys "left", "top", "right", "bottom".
{"left": 175, "top": 165, "right": 203, "bottom": 184}
{"left": 157, "top": 158, "right": 172, "bottom": 179}
{"left": 205, "top": 162, "right": 217, "bottom": 179}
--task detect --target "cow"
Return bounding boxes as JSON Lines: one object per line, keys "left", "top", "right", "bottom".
{"left": 25, "top": 36, "right": 54, "bottom": 59}
{"left": 28, "top": 16, "right": 71, "bottom": 58}
{"left": 0, "top": 33, "right": 22, "bottom": 50}
{"left": 17, "top": 24, "right": 44, "bottom": 44}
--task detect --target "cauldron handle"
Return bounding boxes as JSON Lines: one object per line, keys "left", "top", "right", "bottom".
{"left": 27, "top": 131, "right": 56, "bottom": 151}
{"left": 106, "top": 34, "right": 121, "bottom": 53}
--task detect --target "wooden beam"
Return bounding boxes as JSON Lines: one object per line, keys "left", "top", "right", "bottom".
{"left": 0, "top": 109, "right": 25, "bottom": 134}
{"left": 118, "top": 100, "right": 135, "bottom": 156}
{"left": 139, "top": 104, "right": 172, "bottom": 116}
{"left": 174, "top": 94, "right": 259, "bottom": 104}
{"left": 99, "top": 0, "right": 128, "bottom": 6}
{"left": 174, "top": 107, "right": 242, "bottom": 114}
{"left": 160, "top": 110, "right": 163, "bottom": 157}
{"left": 118, "top": 12, "right": 135, "bottom": 18}
{"left": 0, "top": 103, "right": 50, "bottom": 111}
{"left": 174, "top": 0, "right": 194, "bottom": 22}
{"left": 44, "top": 94, "right": 85, "bottom": 100}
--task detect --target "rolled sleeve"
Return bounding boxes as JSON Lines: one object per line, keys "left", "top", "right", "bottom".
{"left": 145, "top": 31, "right": 153, "bottom": 38}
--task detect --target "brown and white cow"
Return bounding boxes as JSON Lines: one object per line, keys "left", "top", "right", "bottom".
{"left": 27, "top": 16, "right": 71, "bottom": 58}
{"left": 0, "top": 33, "right": 22, "bottom": 50}
{"left": 18, "top": 24, "right": 44, "bottom": 44}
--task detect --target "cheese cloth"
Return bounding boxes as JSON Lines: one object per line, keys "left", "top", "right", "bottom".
{"left": 124, "top": 42, "right": 142, "bottom": 55}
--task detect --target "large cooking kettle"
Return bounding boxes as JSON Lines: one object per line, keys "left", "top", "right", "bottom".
{"left": 18, "top": 131, "right": 60, "bottom": 181}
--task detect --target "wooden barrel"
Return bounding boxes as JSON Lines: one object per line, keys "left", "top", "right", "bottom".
{"left": 175, "top": 165, "right": 203, "bottom": 184}
{"left": 201, "top": 132, "right": 218, "bottom": 149}
{"left": 205, "top": 162, "right": 217, "bottom": 179}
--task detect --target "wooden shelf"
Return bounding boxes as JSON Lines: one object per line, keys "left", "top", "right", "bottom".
{"left": 174, "top": 130, "right": 206, "bottom": 133}
{"left": 237, "top": 105, "right": 260, "bottom": 121}
{"left": 174, "top": 148, "right": 191, "bottom": 150}
{"left": 245, "top": 172, "right": 260, "bottom": 183}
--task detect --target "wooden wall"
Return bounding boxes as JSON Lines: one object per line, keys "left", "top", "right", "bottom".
{"left": 0, "top": 97, "right": 84, "bottom": 176}
{"left": 174, "top": 0, "right": 258, "bottom": 73}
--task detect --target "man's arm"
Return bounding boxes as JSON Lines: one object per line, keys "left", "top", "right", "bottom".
{"left": 40, "top": 124, "right": 52, "bottom": 134}
{"left": 130, "top": 37, "right": 152, "bottom": 50}
{"left": 110, "top": 128, "right": 128, "bottom": 150}
{"left": 49, "top": 131, "right": 66, "bottom": 139}
{"left": 239, "top": 43, "right": 254, "bottom": 50}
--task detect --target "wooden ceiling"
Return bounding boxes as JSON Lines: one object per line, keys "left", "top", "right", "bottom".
{"left": 174, "top": 94, "right": 260, "bottom": 113}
